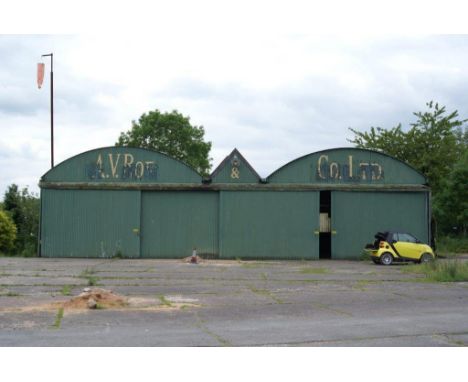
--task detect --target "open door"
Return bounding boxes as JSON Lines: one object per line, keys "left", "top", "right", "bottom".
{"left": 319, "top": 191, "right": 331, "bottom": 259}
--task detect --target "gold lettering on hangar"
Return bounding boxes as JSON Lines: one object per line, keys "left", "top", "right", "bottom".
{"left": 86, "top": 153, "right": 158, "bottom": 180}
{"left": 230, "top": 154, "right": 241, "bottom": 179}
{"left": 316, "top": 155, "right": 383, "bottom": 181}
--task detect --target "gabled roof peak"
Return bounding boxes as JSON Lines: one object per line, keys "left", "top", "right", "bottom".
{"left": 210, "top": 148, "right": 261, "bottom": 183}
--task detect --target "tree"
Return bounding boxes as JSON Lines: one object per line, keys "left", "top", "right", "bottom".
{"left": 0, "top": 209, "right": 16, "bottom": 254}
{"left": 433, "top": 150, "right": 468, "bottom": 236}
{"left": 349, "top": 102, "right": 467, "bottom": 195}
{"left": 349, "top": 102, "right": 467, "bottom": 236}
{"left": 116, "top": 109, "right": 212, "bottom": 176}
{"left": 3, "top": 185, "right": 40, "bottom": 256}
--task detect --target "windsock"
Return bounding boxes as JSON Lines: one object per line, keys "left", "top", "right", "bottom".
{"left": 37, "top": 62, "right": 45, "bottom": 89}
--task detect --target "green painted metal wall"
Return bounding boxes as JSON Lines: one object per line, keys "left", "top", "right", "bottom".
{"left": 42, "top": 146, "right": 201, "bottom": 184}
{"left": 331, "top": 191, "right": 429, "bottom": 259}
{"left": 39, "top": 147, "right": 430, "bottom": 260}
{"left": 268, "top": 148, "right": 426, "bottom": 185}
{"left": 219, "top": 191, "right": 319, "bottom": 259}
{"left": 141, "top": 191, "right": 218, "bottom": 258}
{"left": 41, "top": 189, "right": 140, "bottom": 258}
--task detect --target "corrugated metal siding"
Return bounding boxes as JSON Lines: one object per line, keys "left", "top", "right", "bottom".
{"left": 41, "top": 189, "right": 140, "bottom": 257}
{"left": 220, "top": 191, "right": 319, "bottom": 259}
{"left": 141, "top": 191, "right": 218, "bottom": 258}
{"left": 39, "top": 147, "right": 431, "bottom": 260}
{"left": 331, "top": 191, "right": 429, "bottom": 259}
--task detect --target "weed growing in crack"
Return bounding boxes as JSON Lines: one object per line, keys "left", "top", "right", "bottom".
{"left": 2, "top": 291, "right": 21, "bottom": 297}
{"left": 158, "top": 295, "right": 172, "bottom": 307}
{"left": 299, "top": 267, "right": 329, "bottom": 275}
{"left": 79, "top": 268, "right": 100, "bottom": 286}
{"left": 61, "top": 285, "right": 72, "bottom": 296}
{"left": 52, "top": 307, "right": 64, "bottom": 329}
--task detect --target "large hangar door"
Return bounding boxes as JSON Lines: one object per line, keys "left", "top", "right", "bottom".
{"left": 331, "top": 191, "right": 429, "bottom": 259}
{"left": 141, "top": 191, "right": 218, "bottom": 258}
{"left": 41, "top": 189, "right": 141, "bottom": 258}
{"left": 220, "top": 191, "right": 319, "bottom": 259}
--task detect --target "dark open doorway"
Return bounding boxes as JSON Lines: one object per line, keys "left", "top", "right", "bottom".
{"left": 319, "top": 191, "right": 331, "bottom": 259}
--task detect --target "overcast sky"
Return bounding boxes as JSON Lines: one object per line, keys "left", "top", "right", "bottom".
{"left": 1, "top": 3, "right": 468, "bottom": 196}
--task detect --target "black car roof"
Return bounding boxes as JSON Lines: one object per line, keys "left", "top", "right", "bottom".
{"left": 374, "top": 231, "right": 417, "bottom": 240}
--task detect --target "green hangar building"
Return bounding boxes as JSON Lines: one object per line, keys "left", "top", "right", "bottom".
{"left": 38, "top": 146, "right": 430, "bottom": 260}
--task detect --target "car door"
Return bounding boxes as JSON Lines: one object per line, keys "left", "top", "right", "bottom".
{"left": 393, "top": 233, "right": 421, "bottom": 260}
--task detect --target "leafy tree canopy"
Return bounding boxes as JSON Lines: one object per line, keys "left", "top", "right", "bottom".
{"left": 116, "top": 109, "right": 212, "bottom": 176}
{"left": 433, "top": 150, "right": 468, "bottom": 236}
{"left": 0, "top": 209, "right": 16, "bottom": 254}
{"left": 3, "top": 184, "right": 40, "bottom": 256}
{"left": 349, "top": 102, "right": 467, "bottom": 237}
{"left": 349, "top": 101, "right": 467, "bottom": 194}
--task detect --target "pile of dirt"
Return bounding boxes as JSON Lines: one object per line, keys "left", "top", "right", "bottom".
{"left": 182, "top": 255, "right": 204, "bottom": 264}
{"left": 62, "top": 288, "right": 128, "bottom": 310}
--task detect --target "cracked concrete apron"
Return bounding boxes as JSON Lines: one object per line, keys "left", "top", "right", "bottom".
{"left": 0, "top": 258, "right": 467, "bottom": 346}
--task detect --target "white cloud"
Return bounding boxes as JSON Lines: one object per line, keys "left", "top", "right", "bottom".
{"left": 1, "top": 32, "right": 468, "bottom": 196}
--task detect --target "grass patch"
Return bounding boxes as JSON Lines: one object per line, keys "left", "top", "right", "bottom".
{"left": 353, "top": 280, "right": 370, "bottom": 291}
{"left": 87, "top": 276, "right": 98, "bottom": 286}
{"left": 436, "top": 236, "right": 468, "bottom": 254}
{"left": 242, "top": 262, "right": 266, "bottom": 269}
{"left": 402, "top": 260, "right": 468, "bottom": 282}
{"left": 52, "top": 307, "right": 64, "bottom": 329}
{"left": 61, "top": 285, "right": 72, "bottom": 296}
{"left": 299, "top": 267, "right": 329, "bottom": 274}
{"left": 158, "top": 295, "right": 172, "bottom": 307}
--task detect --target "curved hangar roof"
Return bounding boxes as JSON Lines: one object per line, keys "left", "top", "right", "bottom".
{"left": 40, "top": 146, "right": 427, "bottom": 187}
{"left": 267, "top": 147, "right": 426, "bottom": 185}
{"left": 41, "top": 146, "right": 202, "bottom": 184}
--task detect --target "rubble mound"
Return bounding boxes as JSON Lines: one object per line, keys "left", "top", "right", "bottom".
{"left": 62, "top": 288, "right": 128, "bottom": 309}
{"left": 182, "top": 255, "right": 204, "bottom": 264}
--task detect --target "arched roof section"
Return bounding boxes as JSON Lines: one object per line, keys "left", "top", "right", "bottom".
{"left": 267, "top": 147, "right": 427, "bottom": 185}
{"left": 41, "top": 146, "right": 202, "bottom": 184}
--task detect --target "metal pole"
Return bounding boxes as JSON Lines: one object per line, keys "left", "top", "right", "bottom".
{"left": 42, "top": 53, "right": 54, "bottom": 168}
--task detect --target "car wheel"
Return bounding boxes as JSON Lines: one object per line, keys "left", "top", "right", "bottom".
{"left": 420, "top": 253, "right": 434, "bottom": 264}
{"left": 380, "top": 252, "right": 393, "bottom": 266}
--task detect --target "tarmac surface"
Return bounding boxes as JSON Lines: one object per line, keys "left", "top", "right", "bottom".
{"left": 0, "top": 257, "right": 467, "bottom": 346}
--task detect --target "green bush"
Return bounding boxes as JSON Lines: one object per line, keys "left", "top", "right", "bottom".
{"left": 360, "top": 250, "right": 372, "bottom": 261}
{"left": 0, "top": 210, "right": 17, "bottom": 254}
{"left": 2, "top": 184, "right": 39, "bottom": 256}
{"left": 19, "top": 242, "right": 38, "bottom": 257}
